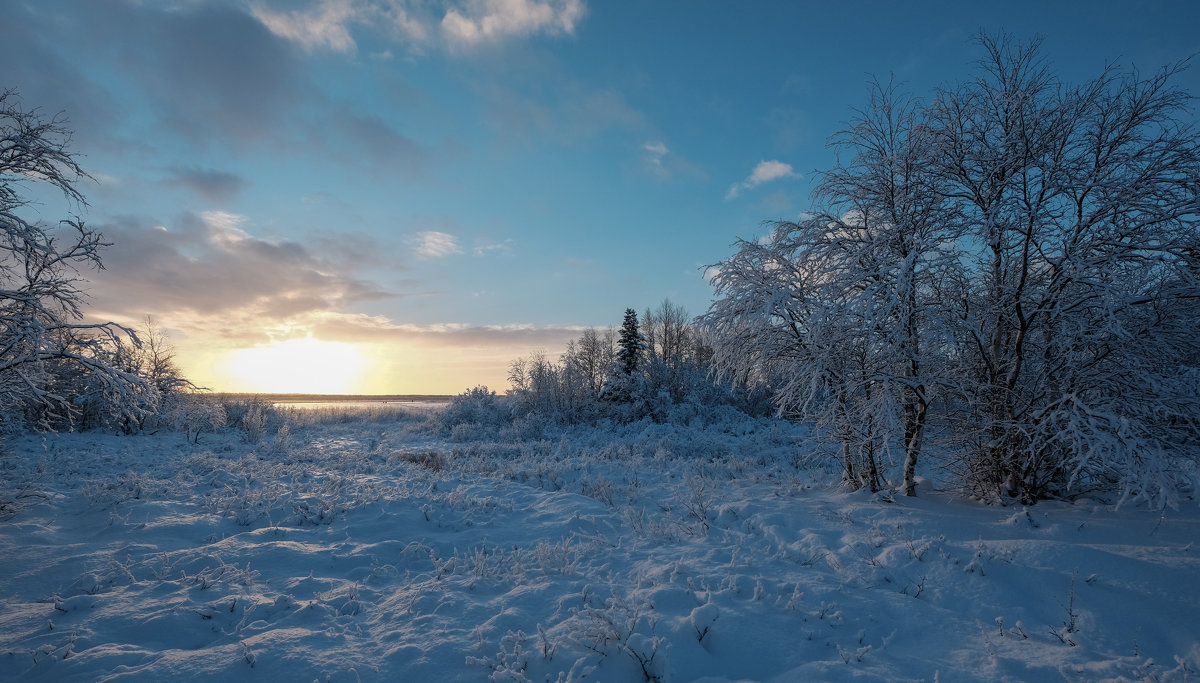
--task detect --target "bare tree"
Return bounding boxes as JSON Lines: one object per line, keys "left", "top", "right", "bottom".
{"left": 0, "top": 89, "right": 147, "bottom": 431}
{"left": 138, "top": 315, "right": 191, "bottom": 396}
{"left": 577, "top": 327, "right": 615, "bottom": 393}
{"left": 645, "top": 298, "right": 691, "bottom": 370}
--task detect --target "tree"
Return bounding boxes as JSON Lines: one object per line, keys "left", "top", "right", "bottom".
{"left": 706, "top": 35, "right": 1200, "bottom": 506}
{"left": 0, "top": 89, "right": 147, "bottom": 431}
{"left": 84, "top": 316, "right": 195, "bottom": 432}
{"left": 706, "top": 81, "right": 956, "bottom": 495}
{"left": 137, "top": 316, "right": 191, "bottom": 397}
{"left": 616, "top": 308, "right": 646, "bottom": 375}
{"left": 929, "top": 36, "right": 1200, "bottom": 504}
{"left": 644, "top": 298, "right": 692, "bottom": 370}
{"left": 577, "top": 326, "right": 615, "bottom": 393}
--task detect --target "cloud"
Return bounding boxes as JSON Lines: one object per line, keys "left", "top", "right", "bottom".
{"left": 164, "top": 167, "right": 247, "bottom": 204}
{"left": 725, "top": 160, "right": 799, "bottom": 200}
{"left": 251, "top": 0, "right": 434, "bottom": 53}
{"left": 474, "top": 238, "right": 514, "bottom": 256}
{"left": 482, "top": 83, "right": 644, "bottom": 145}
{"left": 130, "top": 4, "right": 304, "bottom": 146}
{"left": 4, "top": 0, "right": 327, "bottom": 170}
{"left": 250, "top": 0, "right": 360, "bottom": 52}
{"left": 640, "top": 140, "right": 704, "bottom": 181}
{"left": 87, "top": 212, "right": 394, "bottom": 329}
{"left": 317, "top": 108, "right": 430, "bottom": 178}
{"left": 312, "top": 313, "right": 575, "bottom": 342}
{"left": 412, "top": 231, "right": 463, "bottom": 258}
{"left": 248, "top": 0, "right": 585, "bottom": 54}
{"left": 643, "top": 141, "right": 669, "bottom": 177}
{"left": 0, "top": 4, "right": 131, "bottom": 155}
{"left": 442, "top": 0, "right": 585, "bottom": 46}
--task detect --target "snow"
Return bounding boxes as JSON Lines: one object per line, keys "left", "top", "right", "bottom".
{"left": 2, "top": 409, "right": 1199, "bottom": 681}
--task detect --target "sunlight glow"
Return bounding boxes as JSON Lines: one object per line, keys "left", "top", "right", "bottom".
{"left": 224, "top": 337, "right": 367, "bottom": 394}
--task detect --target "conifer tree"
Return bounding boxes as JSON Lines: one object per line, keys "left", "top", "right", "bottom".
{"left": 616, "top": 308, "right": 646, "bottom": 375}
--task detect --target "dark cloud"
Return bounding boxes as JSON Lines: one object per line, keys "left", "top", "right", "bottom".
{"left": 0, "top": 4, "right": 130, "bottom": 155}
{"left": 3, "top": 1, "right": 308, "bottom": 155}
{"left": 165, "top": 166, "right": 247, "bottom": 203}
{"left": 128, "top": 3, "right": 304, "bottom": 146}
{"left": 6, "top": 1, "right": 448, "bottom": 187}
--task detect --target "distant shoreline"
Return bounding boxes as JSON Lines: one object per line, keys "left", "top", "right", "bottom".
{"left": 212, "top": 393, "right": 454, "bottom": 404}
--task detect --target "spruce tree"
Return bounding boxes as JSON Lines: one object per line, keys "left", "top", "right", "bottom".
{"left": 616, "top": 308, "right": 646, "bottom": 375}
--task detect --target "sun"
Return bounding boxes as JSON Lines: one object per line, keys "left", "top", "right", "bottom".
{"left": 224, "top": 336, "right": 367, "bottom": 394}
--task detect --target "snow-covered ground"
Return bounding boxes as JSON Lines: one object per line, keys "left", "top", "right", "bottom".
{"left": 2, "top": 408, "right": 1198, "bottom": 681}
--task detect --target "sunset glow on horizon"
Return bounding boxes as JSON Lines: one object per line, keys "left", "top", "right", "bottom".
{"left": 220, "top": 337, "right": 368, "bottom": 394}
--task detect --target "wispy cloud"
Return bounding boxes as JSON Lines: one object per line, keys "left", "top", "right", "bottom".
{"left": 413, "top": 231, "right": 463, "bottom": 259}
{"left": 483, "top": 83, "right": 644, "bottom": 145}
{"left": 442, "top": 0, "right": 585, "bottom": 46}
{"left": 165, "top": 166, "right": 247, "bottom": 204}
{"left": 474, "top": 238, "right": 514, "bottom": 256}
{"left": 643, "top": 140, "right": 669, "bottom": 177}
{"left": 318, "top": 108, "right": 430, "bottom": 178}
{"left": 725, "top": 160, "right": 799, "bottom": 200}
{"left": 639, "top": 140, "right": 704, "bottom": 181}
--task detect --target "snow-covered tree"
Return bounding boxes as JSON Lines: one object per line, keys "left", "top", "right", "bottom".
{"left": 706, "top": 81, "right": 956, "bottom": 495}
{"left": 0, "top": 89, "right": 148, "bottom": 432}
{"left": 706, "top": 35, "right": 1200, "bottom": 506}
{"left": 79, "top": 316, "right": 195, "bottom": 432}
{"left": 930, "top": 36, "right": 1200, "bottom": 504}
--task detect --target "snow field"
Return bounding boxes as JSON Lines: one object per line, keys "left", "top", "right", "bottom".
{"left": 2, "top": 410, "right": 1199, "bottom": 681}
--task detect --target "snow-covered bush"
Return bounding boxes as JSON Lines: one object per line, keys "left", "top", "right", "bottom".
{"left": 221, "top": 397, "right": 277, "bottom": 444}
{"left": 439, "top": 386, "right": 509, "bottom": 439}
{"left": 164, "top": 393, "right": 227, "bottom": 444}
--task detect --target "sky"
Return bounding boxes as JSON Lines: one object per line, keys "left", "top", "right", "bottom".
{"left": 6, "top": 0, "right": 1200, "bottom": 395}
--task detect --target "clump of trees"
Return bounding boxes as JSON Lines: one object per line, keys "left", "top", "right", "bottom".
{"left": 1, "top": 90, "right": 197, "bottom": 435}
{"left": 498, "top": 300, "right": 761, "bottom": 431}
{"left": 705, "top": 35, "right": 1200, "bottom": 506}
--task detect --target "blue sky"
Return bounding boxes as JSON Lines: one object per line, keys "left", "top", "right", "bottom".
{"left": 7, "top": 0, "right": 1200, "bottom": 393}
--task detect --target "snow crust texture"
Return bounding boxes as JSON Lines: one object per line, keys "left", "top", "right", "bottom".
{"left": 2, "top": 409, "right": 1199, "bottom": 681}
